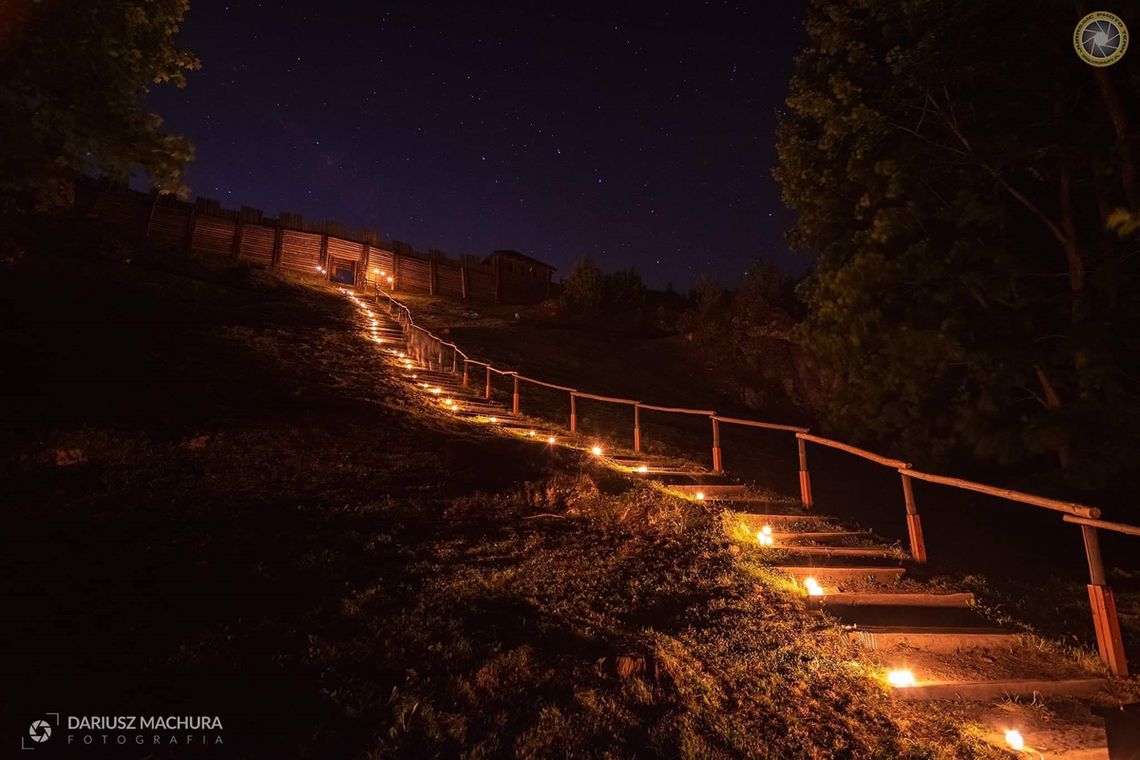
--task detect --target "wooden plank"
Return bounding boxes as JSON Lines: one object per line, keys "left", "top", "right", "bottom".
{"left": 279, "top": 230, "right": 322, "bottom": 273}
{"left": 773, "top": 566, "right": 906, "bottom": 583}
{"left": 772, "top": 531, "right": 871, "bottom": 542}
{"left": 848, "top": 626, "right": 1018, "bottom": 652}
{"left": 773, "top": 545, "right": 899, "bottom": 559}
{"left": 814, "top": 592, "right": 975, "bottom": 608}
{"left": 191, "top": 216, "right": 236, "bottom": 257}
{"left": 893, "top": 678, "right": 1107, "bottom": 701}
{"left": 327, "top": 236, "right": 364, "bottom": 262}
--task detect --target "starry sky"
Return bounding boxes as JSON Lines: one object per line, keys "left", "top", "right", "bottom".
{"left": 148, "top": 1, "right": 807, "bottom": 289}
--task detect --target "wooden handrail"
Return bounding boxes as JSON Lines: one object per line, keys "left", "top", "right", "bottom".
{"left": 797, "top": 432, "right": 910, "bottom": 469}
{"left": 639, "top": 403, "right": 716, "bottom": 416}
{"left": 714, "top": 415, "right": 809, "bottom": 433}
{"left": 517, "top": 375, "right": 576, "bottom": 393}
{"left": 1063, "top": 514, "right": 1140, "bottom": 537}
{"left": 573, "top": 390, "right": 639, "bottom": 405}
{"left": 902, "top": 469, "right": 1100, "bottom": 518}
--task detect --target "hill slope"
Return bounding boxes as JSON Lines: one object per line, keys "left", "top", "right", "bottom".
{"left": 1, "top": 240, "right": 1036, "bottom": 758}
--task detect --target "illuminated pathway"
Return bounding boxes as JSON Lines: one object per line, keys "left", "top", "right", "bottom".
{"left": 344, "top": 289, "right": 1127, "bottom": 758}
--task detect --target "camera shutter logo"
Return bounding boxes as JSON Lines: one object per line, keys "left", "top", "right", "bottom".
{"left": 1074, "top": 12, "right": 1129, "bottom": 66}
{"left": 28, "top": 720, "right": 51, "bottom": 743}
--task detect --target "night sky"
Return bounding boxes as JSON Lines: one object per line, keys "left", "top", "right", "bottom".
{"left": 149, "top": 1, "right": 807, "bottom": 289}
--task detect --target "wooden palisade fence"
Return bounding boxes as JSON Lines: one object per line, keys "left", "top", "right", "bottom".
{"left": 377, "top": 287, "right": 1135, "bottom": 678}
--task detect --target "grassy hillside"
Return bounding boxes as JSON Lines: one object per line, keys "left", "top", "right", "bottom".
{"left": 0, "top": 231, "right": 1058, "bottom": 758}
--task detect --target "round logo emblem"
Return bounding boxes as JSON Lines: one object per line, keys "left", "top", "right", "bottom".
{"left": 1074, "top": 12, "right": 1129, "bottom": 66}
{"left": 28, "top": 719, "right": 52, "bottom": 743}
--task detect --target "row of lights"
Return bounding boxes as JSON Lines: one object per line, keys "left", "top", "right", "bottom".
{"left": 347, "top": 291, "right": 1033, "bottom": 756}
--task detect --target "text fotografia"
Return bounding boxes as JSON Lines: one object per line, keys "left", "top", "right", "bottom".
{"left": 65, "top": 715, "right": 223, "bottom": 746}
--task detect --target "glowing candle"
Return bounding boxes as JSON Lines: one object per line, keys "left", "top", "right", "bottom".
{"left": 886, "top": 669, "right": 916, "bottom": 687}
{"left": 1004, "top": 730, "right": 1024, "bottom": 752}
{"left": 803, "top": 577, "right": 824, "bottom": 596}
{"left": 547, "top": 436, "right": 556, "bottom": 444}
{"left": 636, "top": 465, "right": 648, "bottom": 473}
{"left": 591, "top": 445, "right": 603, "bottom": 456}
{"left": 527, "top": 430, "right": 536, "bottom": 437}
{"left": 694, "top": 491, "right": 705, "bottom": 500}
{"left": 488, "top": 416, "right": 498, "bottom": 423}
{"left": 756, "top": 530, "right": 774, "bottom": 546}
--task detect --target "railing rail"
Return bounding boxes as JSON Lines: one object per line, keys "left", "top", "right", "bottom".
{"left": 370, "top": 286, "right": 1132, "bottom": 677}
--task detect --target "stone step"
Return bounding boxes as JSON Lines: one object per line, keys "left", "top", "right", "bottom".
{"left": 814, "top": 592, "right": 975, "bottom": 608}
{"left": 892, "top": 677, "right": 1108, "bottom": 701}
{"left": 771, "top": 545, "right": 900, "bottom": 559}
{"left": 848, "top": 626, "right": 1020, "bottom": 652}
{"left": 773, "top": 565, "right": 906, "bottom": 584}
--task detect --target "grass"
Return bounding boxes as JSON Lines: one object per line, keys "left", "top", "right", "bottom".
{"left": 0, "top": 227, "right": 1113, "bottom": 757}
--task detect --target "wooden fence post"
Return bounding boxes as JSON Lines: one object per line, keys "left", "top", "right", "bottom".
{"left": 429, "top": 260, "right": 437, "bottom": 296}
{"left": 570, "top": 393, "right": 577, "bottom": 433}
{"left": 271, "top": 227, "right": 284, "bottom": 269}
{"left": 797, "top": 437, "right": 813, "bottom": 508}
{"left": 513, "top": 375, "right": 520, "bottom": 416}
{"left": 143, "top": 189, "right": 159, "bottom": 238}
{"left": 1081, "top": 525, "right": 1129, "bottom": 676}
{"left": 232, "top": 218, "right": 245, "bottom": 260}
{"left": 460, "top": 265, "right": 469, "bottom": 301}
{"left": 633, "top": 404, "right": 641, "bottom": 453}
{"left": 711, "top": 416, "right": 723, "bottom": 473}
{"left": 184, "top": 204, "right": 198, "bottom": 255}
{"left": 900, "top": 471, "right": 927, "bottom": 563}
{"left": 319, "top": 234, "right": 330, "bottom": 278}
{"left": 485, "top": 366, "right": 492, "bottom": 400}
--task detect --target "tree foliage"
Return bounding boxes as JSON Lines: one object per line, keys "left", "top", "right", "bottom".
{"left": 0, "top": 0, "right": 199, "bottom": 211}
{"left": 776, "top": 0, "right": 1140, "bottom": 480}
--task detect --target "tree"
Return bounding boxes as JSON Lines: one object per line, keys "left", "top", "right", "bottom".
{"left": 562, "top": 257, "right": 605, "bottom": 311}
{"left": 603, "top": 268, "right": 646, "bottom": 310}
{"left": 0, "top": 0, "right": 199, "bottom": 213}
{"left": 776, "top": 0, "right": 1140, "bottom": 480}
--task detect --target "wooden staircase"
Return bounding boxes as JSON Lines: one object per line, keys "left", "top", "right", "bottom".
{"left": 353, "top": 293, "right": 1120, "bottom": 757}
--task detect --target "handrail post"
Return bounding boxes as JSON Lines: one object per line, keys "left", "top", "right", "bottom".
{"left": 437, "top": 340, "right": 444, "bottom": 370}
{"left": 633, "top": 404, "right": 641, "bottom": 452}
{"left": 462, "top": 359, "right": 469, "bottom": 387}
{"left": 570, "top": 392, "right": 577, "bottom": 433}
{"left": 512, "top": 375, "right": 520, "bottom": 416}
{"left": 711, "top": 416, "right": 723, "bottom": 473}
{"left": 1081, "top": 524, "right": 1128, "bottom": 676}
{"left": 900, "top": 471, "right": 926, "bottom": 563}
{"left": 485, "top": 366, "right": 491, "bottom": 400}
{"left": 797, "top": 436, "right": 813, "bottom": 509}
{"left": 451, "top": 348, "right": 458, "bottom": 375}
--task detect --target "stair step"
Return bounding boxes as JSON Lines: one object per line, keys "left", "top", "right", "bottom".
{"left": 848, "top": 626, "right": 1019, "bottom": 652}
{"left": 814, "top": 592, "right": 975, "bottom": 608}
{"left": 669, "top": 484, "right": 749, "bottom": 498}
{"left": 774, "top": 566, "right": 906, "bottom": 584}
{"left": 735, "top": 513, "right": 824, "bottom": 528}
{"left": 772, "top": 545, "right": 900, "bottom": 559}
{"left": 772, "top": 531, "right": 871, "bottom": 543}
{"left": 893, "top": 677, "right": 1108, "bottom": 701}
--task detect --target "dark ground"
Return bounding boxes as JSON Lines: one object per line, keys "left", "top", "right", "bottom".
{"left": 0, "top": 234, "right": 1005, "bottom": 758}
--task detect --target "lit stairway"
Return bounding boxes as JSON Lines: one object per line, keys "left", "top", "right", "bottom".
{"left": 356, "top": 293, "right": 1115, "bottom": 757}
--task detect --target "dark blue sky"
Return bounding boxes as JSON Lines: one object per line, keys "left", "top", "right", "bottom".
{"left": 149, "top": 1, "right": 807, "bottom": 288}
